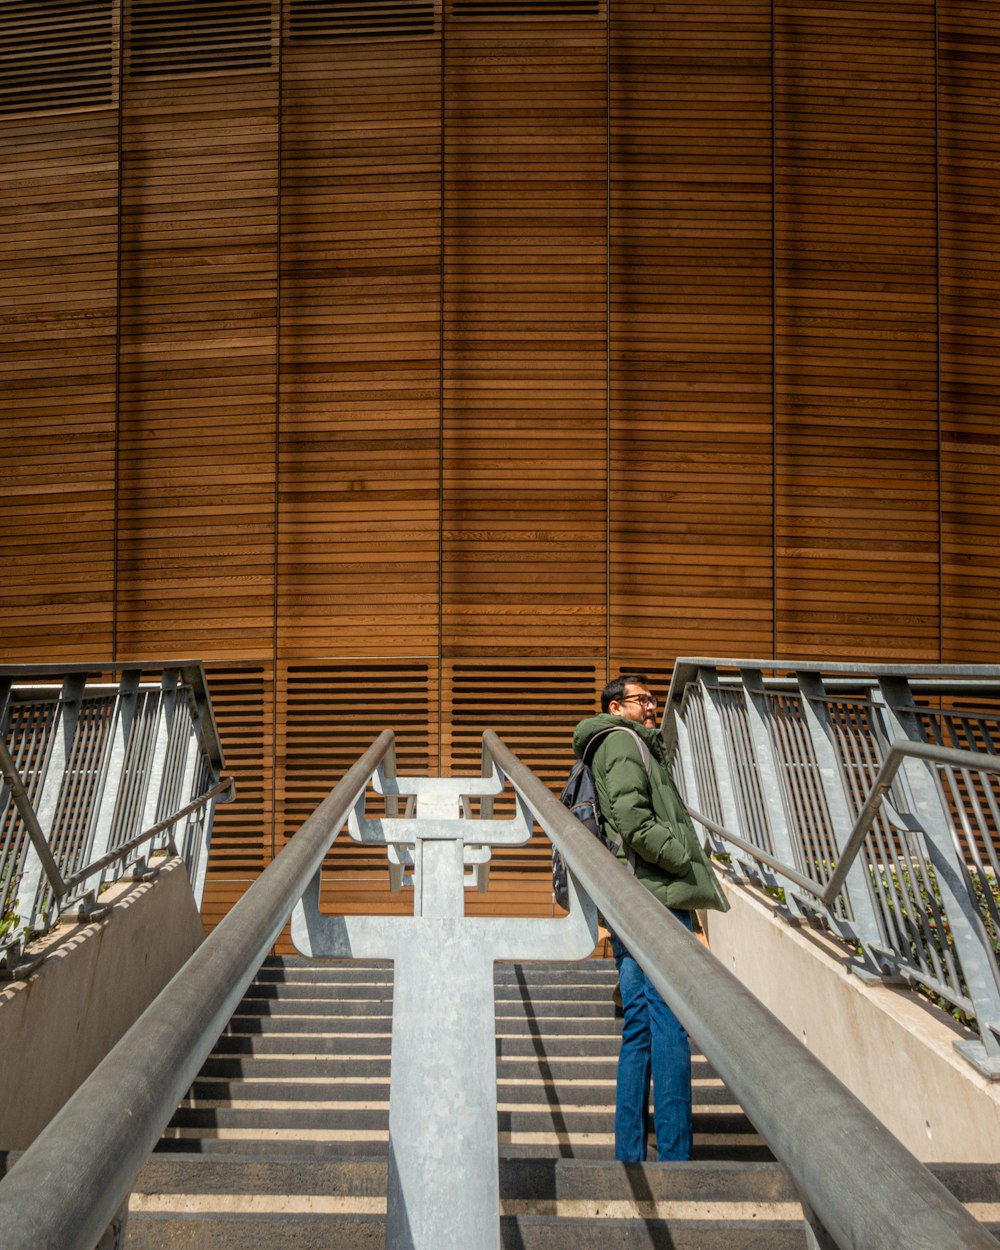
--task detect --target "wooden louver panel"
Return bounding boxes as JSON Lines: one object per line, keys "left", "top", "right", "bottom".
{"left": 451, "top": 0, "right": 602, "bottom": 19}
{"left": 0, "top": 108, "right": 118, "bottom": 659}
{"left": 610, "top": 0, "right": 774, "bottom": 665}
{"left": 127, "top": 0, "right": 273, "bottom": 76}
{"left": 774, "top": 0, "right": 939, "bottom": 661}
{"left": 443, "top": 660, "right": 600, "bottom": 915}
{"left": 197, "top": 664, "right": 275, "bottom": 933}
{"left": 443, "top": 17, "right": 607, "bottom": 658}
{"left": 275, "top": 662, "right": 438, "bottom": 923}
{"left": 939, "top": 2, "right": 1000, "bottom": 660}
{"left": 116, "top": 71, "right": 279, "bottom": 661}
{"left": 288, "top": 0, "right": 436, "bottom": 40}
{"left": 0, "top": 0, "right": 114, "bottom": 116}
{"left": 278, "top": 33, "right": 441, "bottom": 659}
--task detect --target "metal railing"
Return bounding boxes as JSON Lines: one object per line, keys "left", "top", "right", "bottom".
{"left": 485, "top": 730, "right": 998, "bottom": 1250}
{"left": 0, "top": 727, "right": 996, "bottom": 1249}
{"left": 0, "top": 663, "right": 232, "bottom": 971}
{"left": 0, "top": 729, "right": 395, "bottom": 1250}
{"left": 663, "top": 659, "right": 1000, "bottom": 1077}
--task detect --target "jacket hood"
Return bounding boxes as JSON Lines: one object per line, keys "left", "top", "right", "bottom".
{"left": 573, "top": 712, "right": 662, "bottom": 760}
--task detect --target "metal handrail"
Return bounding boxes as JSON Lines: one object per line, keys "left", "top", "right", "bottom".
{"left": 0, "top": 729, "right": 394, "bottom": 1250}
{"left": 687, "top": 738, "right": 1000, "bottom": 911}
{"left": 661, "top": 659, "right": 1000, "bottom": 1070}
{"left": 1, "top": 663, "right": 231, "bottom": 942}
{"left": 484, "top": 729, "right": 997, "bottom": 1250}
{"left": 0, "top": 736, "right": 66, "bottom": 899}
{"left": 0, "top": 661, "right": 226, "bottom": 772}
{"left": 60, "top": 775, "right": 236, "bottom": 894}
{"left": 0, "top": 734, "right": 235, "bottom": 903}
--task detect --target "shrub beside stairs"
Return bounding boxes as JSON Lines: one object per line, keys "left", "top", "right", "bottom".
{"left": 124, "top": 956, "right": 1000, "bottom": 1248}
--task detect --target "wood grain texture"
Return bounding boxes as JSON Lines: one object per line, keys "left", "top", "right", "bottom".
{"left": 610, "top": 0, "right": 775, "bottom": 666}
{"left": 278, "top": 33, "right": 441, "bottom": 658}
{"left": 442, "top": 12, "right": 607, "bottom": 657}
{"left": 939, "top": 1, "right": 1000, "bottom": 661}
{"left": 775, "top": 0, "right": 940, "bottom": 661}
{"left": 116, "top": 57, "right": 279, "bottom": 660}
{"left": 0, "top": 109, "right": 118, "bottom": 658}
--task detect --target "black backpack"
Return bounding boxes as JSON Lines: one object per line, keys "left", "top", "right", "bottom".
{"left": 552, "top": 726, "right": 652, "bottom": 909}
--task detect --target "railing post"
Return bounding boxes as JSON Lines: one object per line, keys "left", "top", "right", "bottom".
{"left": 879, "top": 677, "right": 1000, "bottom": 1072}
{"left": 696, "top": 665, "right": 745, "bottom": 839}
{"left": 137, "top": 670, "right": 180, "bottom": 843}
{"left": 83, "top": 671, "right": 141, "bottom": 891}
{"left": 740, "top": 669, "right": 807, "bottom": 919}
{"left": 178, "top": 719, "right": 213, "bottom": 909}
{"left": 15, "top": 674, "right": 86, "bottom": 934}
{"left": 795, "top": 671, "right": 889, "bottom": 970}
{"left": 671, "top": 710, "right": 698, "bottom": 806}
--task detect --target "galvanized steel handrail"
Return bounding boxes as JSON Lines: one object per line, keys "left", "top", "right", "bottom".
{"left": 0, "top": 737, "right": 234, "bottom": 901}
{"left": 0, "top": 661, "right": 226, "bottom": 772}
{"left": 60, "top": 775, "right": 236, "bottom": 893}
{"left": 1, "top": 663, "right": 229, "bottom": 950}
{"left": 0, "top": 728, "right": 395, "bottom": 1250}
{"left": 484, "top": 729, "right": 997, "bottom": 1250}
{"left": 687, "top": 739, "right": 1000, "bottom": 910}
{"left": 661, "top": 659, "right": 1000, "bottom": 1074}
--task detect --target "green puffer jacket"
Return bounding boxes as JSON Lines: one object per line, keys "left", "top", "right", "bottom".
{"left": 573, "top": 713, "right": 729, "bottom": 913}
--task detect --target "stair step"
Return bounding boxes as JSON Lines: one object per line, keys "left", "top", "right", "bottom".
{"left": 125, "top": 1155, "right": 1000, "bottom": 1246}
{"left": 126, "top": 1211, "right": 809, "bottom": 1249}
{"left": 152, "top": 1138, "right": 781, "bottom": 1163}
{"left": 126, "top": 1158, "right": 805, "bottom": 1248}
{"left": 221, "top": 1015, "right": 625, "bottom": 1035}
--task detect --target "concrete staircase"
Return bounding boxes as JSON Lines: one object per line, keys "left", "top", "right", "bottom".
{"left": 124, "top": 957, "right": 999, "bottom": 1248}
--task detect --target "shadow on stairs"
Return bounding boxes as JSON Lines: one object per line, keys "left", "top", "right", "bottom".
{"left": 124, "top": 957, "right": 1000, "bottom": 1249}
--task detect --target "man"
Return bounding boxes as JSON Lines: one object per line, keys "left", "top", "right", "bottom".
{"left": 573, "top": 674, "right": 728, "bottom": 1163}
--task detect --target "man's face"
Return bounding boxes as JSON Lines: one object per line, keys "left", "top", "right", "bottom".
{"left": 610, "top": 682, "right": 657, "bottom": 729}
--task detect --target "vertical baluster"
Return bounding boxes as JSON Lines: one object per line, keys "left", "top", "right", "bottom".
{"left": 741, "top": 669, "right": 807, "bottom": 919}
{"left": 796, "top": 671, "right": 889, "bottom": 972}
{"left": 879, "top": 676, "right": 1000, "bottom": 1071}
{"left": 16, "top": 674, "right": 86, "bottom": 933}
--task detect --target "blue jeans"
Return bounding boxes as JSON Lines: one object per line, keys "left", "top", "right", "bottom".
{"left": 611, "top": 912, "right": 694, "bottom": 1162}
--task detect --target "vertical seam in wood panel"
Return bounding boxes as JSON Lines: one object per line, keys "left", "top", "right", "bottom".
{"left": 113, "top": 0, "right": 124, "bottom": 662}
{"left": 438, "top": 0, "right": 446, "bottom": 763}
{"left": 605, "top": 0, "right": 611, "bottom": 683}
{"left": 934, "top": 0, "right": 943, "bottom": 662}
{"left": 770, "top": 0, "right": 777, "bottom": 661}
{"left": 272, "top": 0, "right": 283, "bottom": 861}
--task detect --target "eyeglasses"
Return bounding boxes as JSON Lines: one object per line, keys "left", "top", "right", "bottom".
{"left": 620, "top": 693, "right": 657, "bottom": 709}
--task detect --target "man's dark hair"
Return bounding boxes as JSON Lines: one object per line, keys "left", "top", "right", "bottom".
{"left": 600, "top": 673, "right": 651, "bottom": 713}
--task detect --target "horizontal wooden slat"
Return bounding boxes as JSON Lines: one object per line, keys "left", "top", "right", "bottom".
{"left": 127, "top": 0, "right": 274, "bottom": 76}
{"left": 0, "top": 0, "right": 115, "bottom": 116}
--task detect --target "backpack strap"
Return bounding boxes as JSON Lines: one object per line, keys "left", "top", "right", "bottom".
{"left": 582, "top": 724, "right": 652, "bottom": 776}
{"left": 582, "top": 725, "right": 653, "bottom": 872}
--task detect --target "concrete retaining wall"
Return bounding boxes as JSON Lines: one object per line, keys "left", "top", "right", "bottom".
{"left": 705, "top": 881, "right": 1000, "bottom": 1163}
{"left": 0, "top": 859, "right": 204, "bottom": 1150}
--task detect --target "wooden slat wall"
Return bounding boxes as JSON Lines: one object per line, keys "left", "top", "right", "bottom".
{"left": 0, "top": 4, "right": 118, "bottom": 659}
{"left": 3, "top": 3, "right": 1000, "bottom": 927}
{"left": 774, "top": 0, "right": 940, "bottom": 661}
{"left": 442, "top": 7, "right": 607, "bottom": 658}
{"left": 275, "top": 661, "right": 438, "bottom": 930}
{"left": 199, "top": 661, "right": 274, "bottom": 929}
{"left": 278, "top": 27, "right": 441, "bottom": 659}
{"left": 610, "top": 0, "right": 774, "bottom": 668}
{"left": 443, "top": 659, "right": 600, "bottom": 914}
{"left": 939, "top": 2, "right": 1000, "bottom": 661}
{"left": 117, "top": 45, "right": 279, "bottom": 660}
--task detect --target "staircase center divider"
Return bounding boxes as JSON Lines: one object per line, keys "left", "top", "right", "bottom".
{"left": 0, "top": 727, "right": 996, "bottom": 1250}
